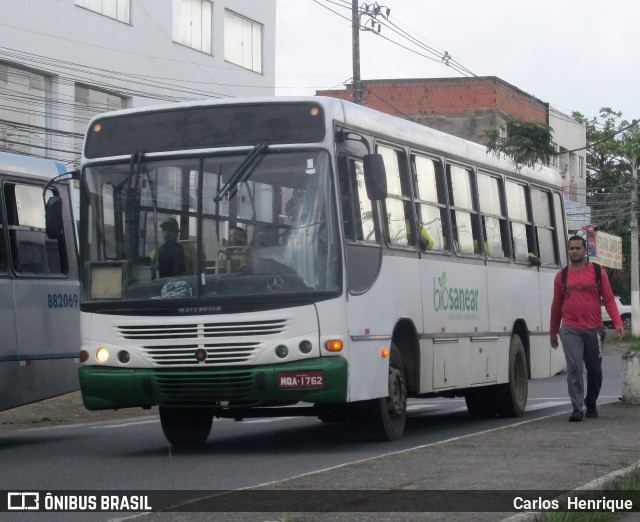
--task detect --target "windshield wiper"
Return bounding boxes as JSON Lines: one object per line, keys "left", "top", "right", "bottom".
{"left": 214, "top": 143, "right": 268, "bottom": 202}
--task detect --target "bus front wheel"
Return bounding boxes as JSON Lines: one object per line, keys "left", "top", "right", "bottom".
{"left": 354, "top": 344, "right": 407, "bottom": 441}
{"left": 495, "top": 333, "right": 528, "bottom": 417}
{"left": 159, "top": 406, "right": 213, "bottom": 447}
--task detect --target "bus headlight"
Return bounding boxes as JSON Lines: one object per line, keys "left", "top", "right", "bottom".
{"left": 117, "top": 350, "right": 131, "bottom": 364}
{"left": 96, "top": 347, "right": 110, "bottom": 363}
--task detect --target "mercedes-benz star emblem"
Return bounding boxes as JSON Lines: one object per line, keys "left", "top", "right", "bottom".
{"left": 267, "top": 276, "right": 284, "bottom": 292}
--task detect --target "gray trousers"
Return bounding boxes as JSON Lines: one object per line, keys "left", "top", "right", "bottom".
{"left": 558, "top": 325, "right": 604, "bottom": 413}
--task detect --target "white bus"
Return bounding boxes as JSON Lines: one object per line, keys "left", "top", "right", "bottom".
{"left": 63, "top": 97, "right": 567, "bottom": 446}
{"left": 0, "top": 151, "right": 79, "bottom": 411}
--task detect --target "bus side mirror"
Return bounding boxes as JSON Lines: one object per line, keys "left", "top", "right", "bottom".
{"left": 45, "top": 196, "right": 64, "bottom": 239}
{"left": 363, "top": 153, "right": 387, "bottom": 201}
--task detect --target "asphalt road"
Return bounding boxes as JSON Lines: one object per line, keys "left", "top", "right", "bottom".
{"left": 0, "top": 343, "right": 627, "bottom": 521}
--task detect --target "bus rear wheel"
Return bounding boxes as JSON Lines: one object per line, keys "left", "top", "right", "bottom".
{"left": 354, "top": 344, "right": 407, "bottom": 441}
{"left": 495, "top": 333, "right": 528, "bottom": 417}
{"left": 159, "top": 406, "right": 213, "bottom": 447}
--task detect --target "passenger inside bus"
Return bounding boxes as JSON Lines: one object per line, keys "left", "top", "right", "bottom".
{"left": 417, "top": 222, "right": 434, "bottom": 251}
{"left": 225, "top": 226, "right": 249, "bottom": 272}
{"left": 150, "top": 217, "right": 196, "bottom": 278}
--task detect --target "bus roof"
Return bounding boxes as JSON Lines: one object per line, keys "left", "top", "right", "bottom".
{"left": 0, "top": 151, "right": 67, "bottom": 180}
{"left": 87, "top": 96, "right": 561, "bottom": 188}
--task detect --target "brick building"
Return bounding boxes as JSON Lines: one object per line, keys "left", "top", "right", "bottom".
{"left": 316, "top": 76, "right": 548, "bottom": 146}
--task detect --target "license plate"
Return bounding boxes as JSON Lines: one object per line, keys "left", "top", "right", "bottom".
{"left": 277, "top": 370, "right": 324, "bottom": 388}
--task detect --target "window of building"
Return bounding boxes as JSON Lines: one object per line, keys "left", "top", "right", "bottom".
{"left": 75, "top": 0, "right": 131, "bottom": 24}
{"left": 74, "top": 86, "right": 126, "bottom": 166}
{"left": 0, "top": 65, "right": 51, "bottom": 157}
{"left": 173, "top": 0, "right": 213, "bottom": 54}
{"left": 224, "top": 9, "right": 263, "bottom": 73}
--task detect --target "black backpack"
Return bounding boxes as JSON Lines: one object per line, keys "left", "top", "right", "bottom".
{"left": 561, "top": 262, "right": 601, "bottom": 294}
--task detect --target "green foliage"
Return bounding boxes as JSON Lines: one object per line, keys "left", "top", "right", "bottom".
{"left": 484, "top": 119, "right": 555, "bottom": 171}
{"left": 574, "top": 108, "right": 640, "bottom": 299}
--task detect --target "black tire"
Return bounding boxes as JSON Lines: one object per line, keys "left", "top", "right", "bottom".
{"left": 622, "top": 315, "right": 632, "bottom": 331}
{"left": 496, "top": 333, "right": 528, "bottom": 417}
{"left": 354, "top": 344, "right": 407, "bottom": 441}
{"left": 465, "top": 387, "right": 498, "bottom": 418}
{"left": 159, "top": 406, "right": 213, "bottom": 447}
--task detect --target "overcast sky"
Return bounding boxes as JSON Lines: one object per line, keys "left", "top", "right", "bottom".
{"left": 275, "top": 0, "right": 638, "bottom": 122}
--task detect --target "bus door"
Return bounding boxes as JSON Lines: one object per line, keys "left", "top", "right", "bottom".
{"left": 4, "top": 180, "right": 79, "bottom": 407}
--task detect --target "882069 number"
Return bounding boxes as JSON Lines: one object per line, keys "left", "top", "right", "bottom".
{"left": 48, "top": 293, "right": 79, "bottom": 308}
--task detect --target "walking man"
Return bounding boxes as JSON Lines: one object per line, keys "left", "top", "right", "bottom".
{"left": 550, "top": 235, "right": 625, "bottom": 422}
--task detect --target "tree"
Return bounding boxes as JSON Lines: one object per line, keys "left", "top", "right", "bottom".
{"left": 484, "top": 119, "right": 555, "bottom": 172}
{"left": 572, "top": 108, "right": 640, "bottom": 300}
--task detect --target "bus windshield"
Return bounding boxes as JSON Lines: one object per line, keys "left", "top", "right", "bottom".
{"left": 82, "top": 150, "right": 340, "bottom": 305}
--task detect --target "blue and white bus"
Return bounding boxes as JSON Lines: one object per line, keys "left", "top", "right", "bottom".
{"left": 0, "top": 151, "right": 79, "bottom": 411}
{"left": 67, "top": 97, "right": 567, "bottom": 446}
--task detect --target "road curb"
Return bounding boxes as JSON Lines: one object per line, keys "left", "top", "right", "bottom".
{"left": 500, "top": 458, "right": 640, "bottom": 521}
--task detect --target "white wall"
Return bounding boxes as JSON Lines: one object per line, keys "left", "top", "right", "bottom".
{"left": 0, "top": 0, "right": 276, "bottom": 165}
{"left": 549, "top": 107, "right": 587, "bottom": 207}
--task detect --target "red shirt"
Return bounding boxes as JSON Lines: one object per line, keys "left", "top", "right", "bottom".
{"left": 550, "top": 263, "right": 622, "bottom": 335}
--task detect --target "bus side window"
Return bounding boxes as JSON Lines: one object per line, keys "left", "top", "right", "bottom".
{"left": 505, "top": 180, "right": 535, "bottom": 262}
{"left": 531, "top": 188, "right": 557, "bottom": 265}
{"left": 447, "top": 165, "right": 481, "bottom": 255}
{"left": 412, "top": 154, "right": 446, "bottom": 251}
{"left": 337, "top": 154, "right": 377, "bottom": 243}
{"left": 553, "top": 192, "right": 568, "bottom": 266}
{"left": 0, "top": 220, "right": 5, "bottom": 273}
{"left": 4, "top": 183, "right": 66, "bottom": 275}
{"left": 477, "top": 173, "right": 508, "bottom": 258}
{"left": 377, "top": 145, "right": 412, "bottom": 247}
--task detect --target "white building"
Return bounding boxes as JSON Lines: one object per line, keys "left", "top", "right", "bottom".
{"left": 549, "top": 107, "right": 590, "bottom": 228}
{"left": 0, "top": 0, "right": 276, "bottom": 167}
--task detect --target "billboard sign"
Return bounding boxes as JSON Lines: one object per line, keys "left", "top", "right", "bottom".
{"left": 595, "top": 231, "right": 623, "bottom": 269}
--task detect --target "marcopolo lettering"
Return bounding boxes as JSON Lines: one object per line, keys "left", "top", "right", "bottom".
{"left": 433, "top": 272, "right": 480, "bottom": 312}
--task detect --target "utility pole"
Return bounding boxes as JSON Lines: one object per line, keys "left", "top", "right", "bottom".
{"left": 352, "top": 0, "right": 361, "bottom": 104}
{"left": 351, "top": 2, "right": 390, "bottom": 105}
{"left": 632, "top": 120, "right": 640, "bottom": 336}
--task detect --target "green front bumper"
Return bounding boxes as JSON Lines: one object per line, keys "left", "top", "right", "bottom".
{"left": 79, "top": 357, "right": 348, "bottom": 410}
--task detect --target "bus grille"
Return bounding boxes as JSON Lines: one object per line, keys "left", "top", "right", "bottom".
{"left": 142, "top": 342, "right": 260, "bottom": 365}
{"left": 116, "top": 319, "right": 287, "bottom": 367}
{"left": 155, "top": 372, "right": 255, "bottom": 405}
{"left": 118, "top": 320, "right": 286, "bottom": 339}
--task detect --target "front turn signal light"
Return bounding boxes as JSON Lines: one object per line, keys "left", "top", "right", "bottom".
{"left": 325, "top": 339, "right": 343, "bottom": 352}
{"left": 380, "top": 348, "right": 390, "bottom": 358}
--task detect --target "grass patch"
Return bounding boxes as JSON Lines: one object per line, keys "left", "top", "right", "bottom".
{"left": 539, "top": 467, "right": 640, "bottom": 521}
{"left": 627, "top": 335, "right": 640, "bottom": 352}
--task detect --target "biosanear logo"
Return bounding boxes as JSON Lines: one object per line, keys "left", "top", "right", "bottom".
{"left": 433, "top": 272, "right": 480, "bottom": 312}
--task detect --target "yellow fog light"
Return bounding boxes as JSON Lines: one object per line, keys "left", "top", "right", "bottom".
{"left": 96, "top": 347, "right": 110, "bottom": 363}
